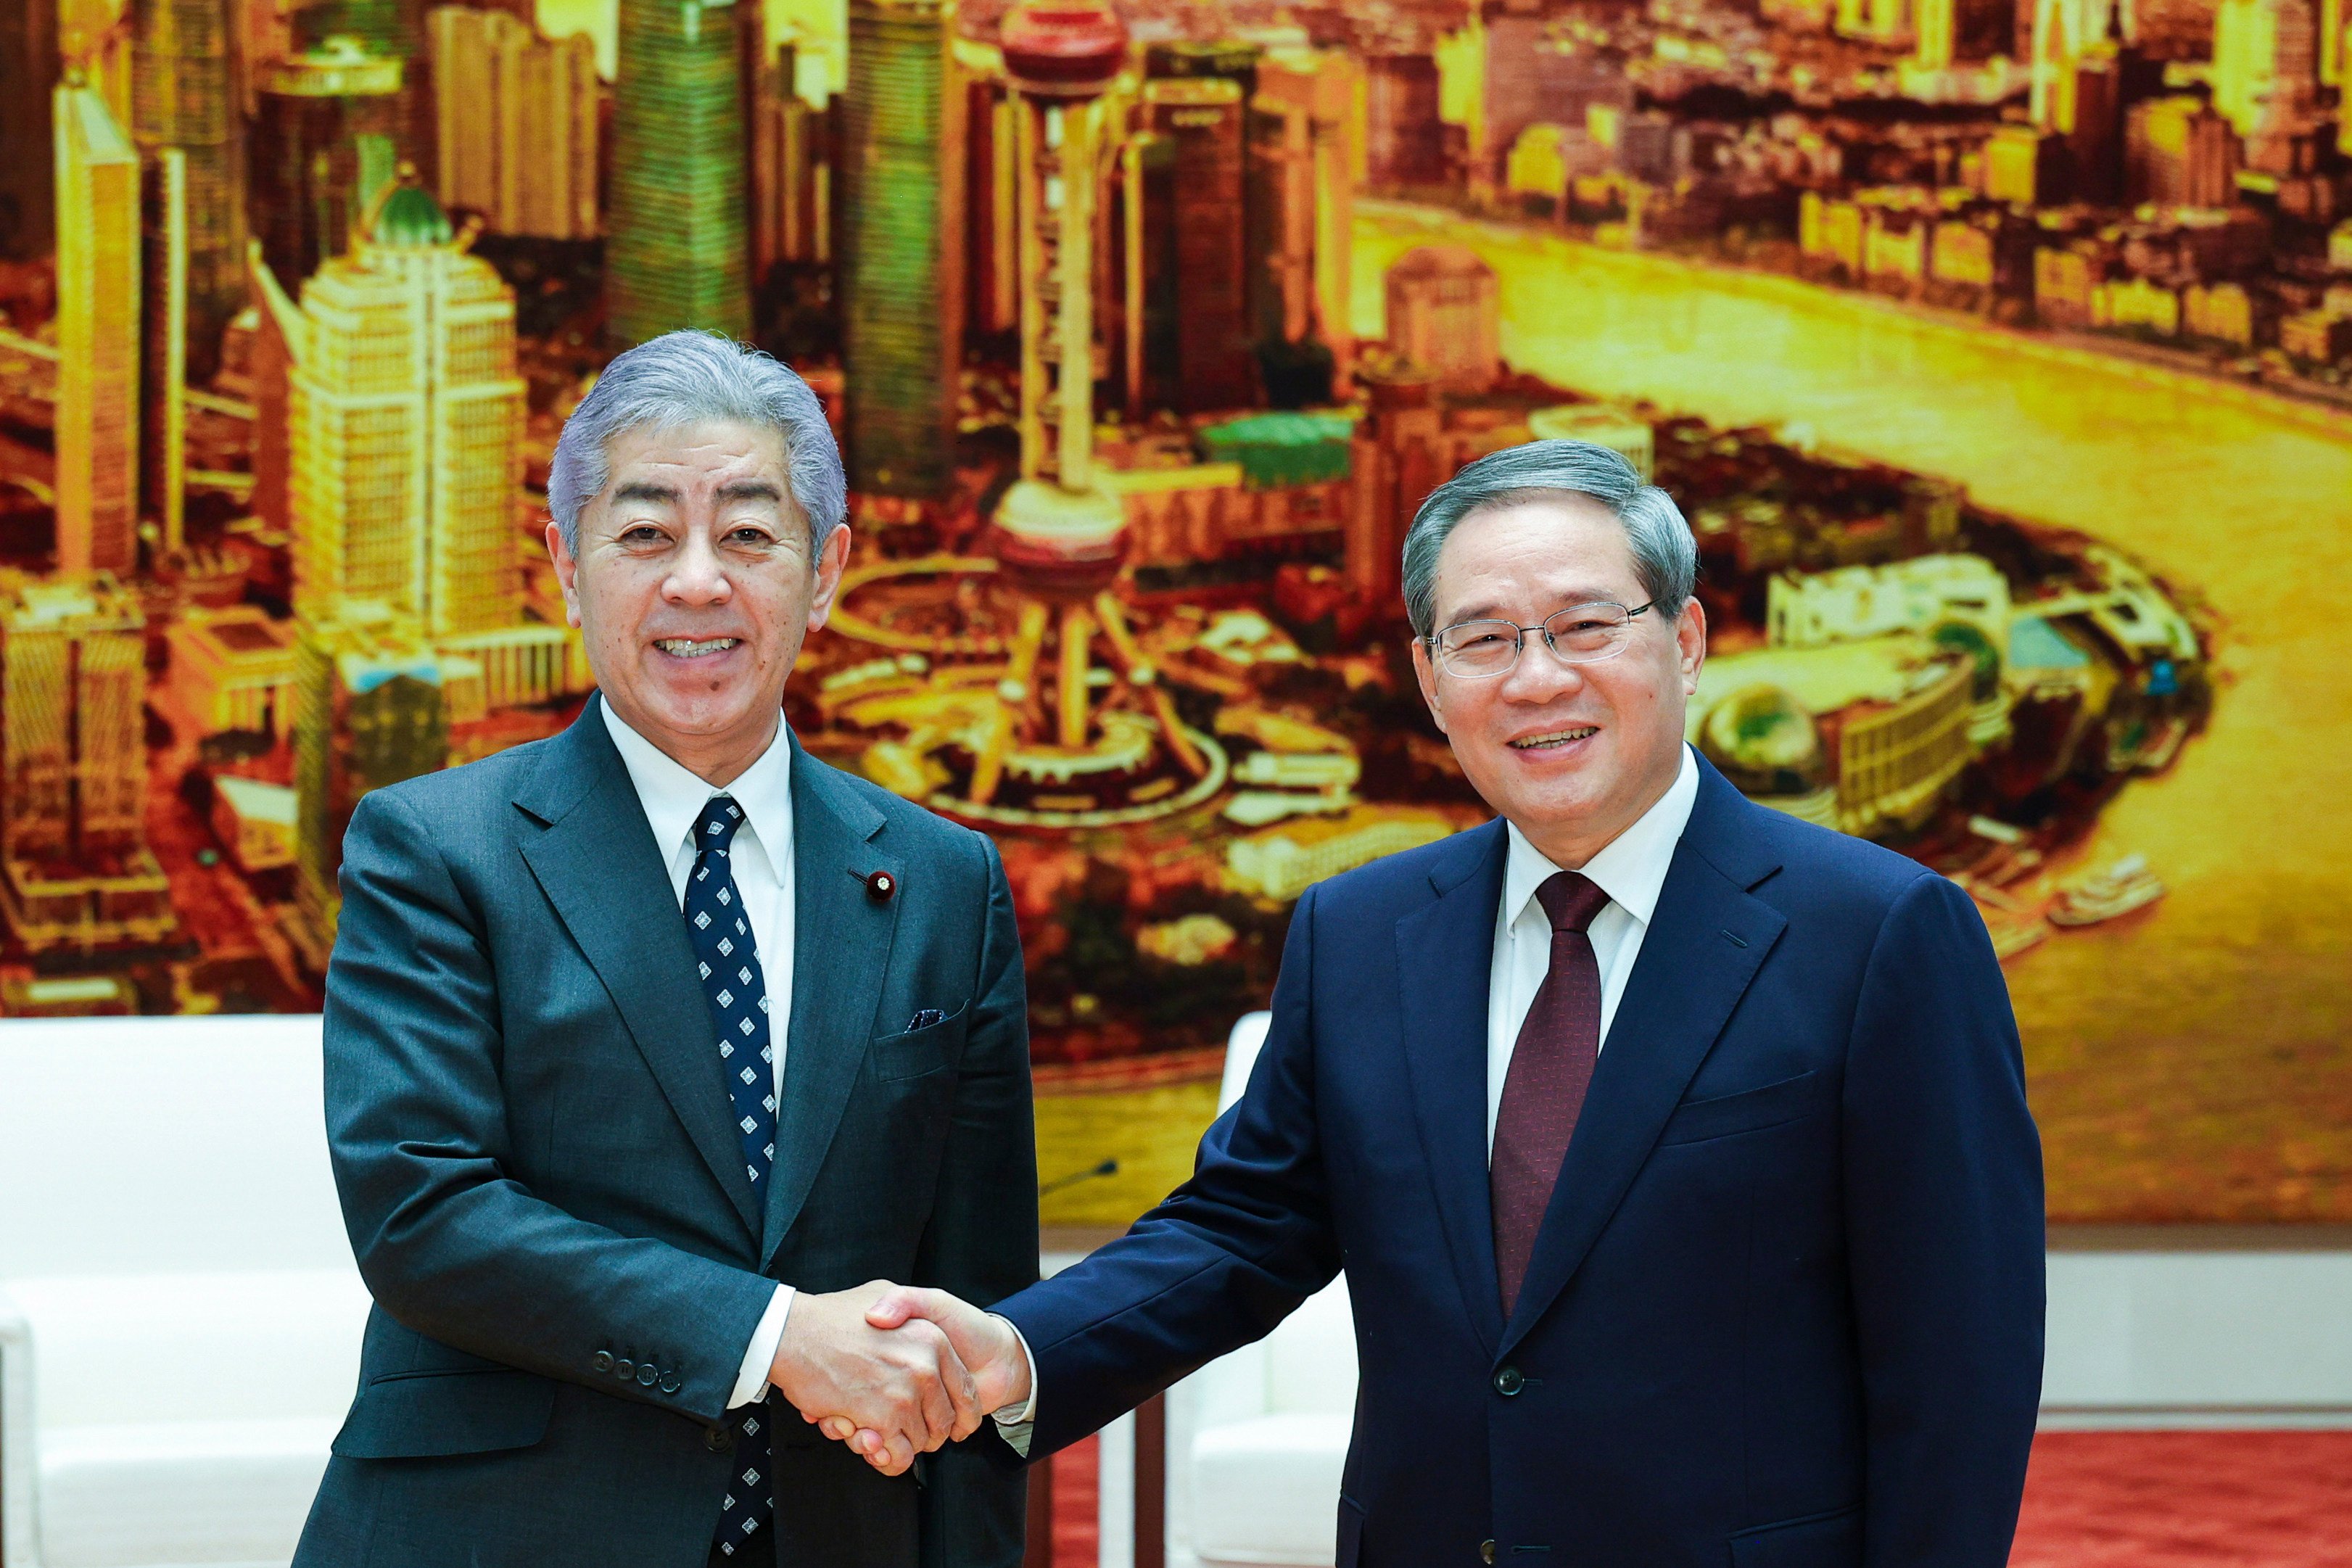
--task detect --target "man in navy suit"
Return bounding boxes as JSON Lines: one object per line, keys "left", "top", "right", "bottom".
{"left": 857, "top": 438, "right": 2045, "bottom": 1567}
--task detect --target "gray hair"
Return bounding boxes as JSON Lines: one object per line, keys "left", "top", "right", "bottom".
{"left": 547, "top": 330, "right": 847, "bottom": 556}
{"left": 1400, "top": 438, "right": 1696, "bottom": 640}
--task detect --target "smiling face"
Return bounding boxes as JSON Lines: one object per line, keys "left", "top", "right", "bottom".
{"left": 547, "top": 418, "right": 851, "bottom": 785}
{"left": 1411, "top": 492, "right": 1707, "bottom": 869}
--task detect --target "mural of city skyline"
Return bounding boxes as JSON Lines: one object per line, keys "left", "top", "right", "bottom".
{"left": 0, "top": 0, "right": 2345, "bottom": 1226}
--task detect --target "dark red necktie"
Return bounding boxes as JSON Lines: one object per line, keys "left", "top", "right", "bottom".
{"left": 1492, "top": 870, "right": 1613, "bottom": 1316}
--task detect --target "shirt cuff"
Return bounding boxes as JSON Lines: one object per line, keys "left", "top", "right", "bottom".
{"left": 987, "top": 1311, "right": 1040, "bottom": 1451}
{"left": 729, "top": 1284, "right": 796, "bottom": 1410}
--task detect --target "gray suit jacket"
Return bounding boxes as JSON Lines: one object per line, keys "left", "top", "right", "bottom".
{"left": 294, "top": 698, "right": 1037, "bottom": 1568}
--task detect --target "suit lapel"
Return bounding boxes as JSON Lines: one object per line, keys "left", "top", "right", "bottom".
{"left": 1498, "top": 764, "right": 1787, "bottom": 1358}
{"left": 1395, "top": 818, "right": 1510, "bottom": 1358}
{"left": 514, "top": 701, "right": 762, "bottom": 1242}
{"left": 761, "top": 740, "right": 901, "bottom": 1269}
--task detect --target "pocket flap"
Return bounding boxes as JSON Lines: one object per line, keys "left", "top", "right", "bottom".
{"left": 331, "top": 1367, "right": 557, "bottom": 1459}
{"left": 1730, "top": 1505, "right": 1861, "bottom": 1568}
{"left": 1657, "top": 1069, "right": 1822, "bottom": 1146}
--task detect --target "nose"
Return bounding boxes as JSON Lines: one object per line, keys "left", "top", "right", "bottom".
{"left": 663, "top": 528, "right": 733, "bottom": 606}
{"left": 1496, "top": 633, "right": 1588, "bottom": 703}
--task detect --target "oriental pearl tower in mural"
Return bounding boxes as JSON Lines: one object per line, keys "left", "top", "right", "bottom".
{"left": 825, "top": 1, "right": 1226, "bottom": 830}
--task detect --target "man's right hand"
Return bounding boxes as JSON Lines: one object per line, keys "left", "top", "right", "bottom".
{"left": 767, "top": 1281, "right": 981, "bottom": 1476}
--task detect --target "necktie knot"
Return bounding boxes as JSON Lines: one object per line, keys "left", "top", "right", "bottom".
{"left": 696, "top": 795, "right": 746, "bottom": 854}
{"left": 1535, "top": 870, "right": 1611, "bottom": 934}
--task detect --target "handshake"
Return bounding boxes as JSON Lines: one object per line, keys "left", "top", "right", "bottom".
{"left": 766, "top": 1283, "right": 1033, "bottom": 1476}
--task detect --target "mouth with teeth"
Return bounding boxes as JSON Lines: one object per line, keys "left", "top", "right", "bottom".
{"left": 653, "top": 637, "right": 741, "bottom": 659}
{"left": 1510, "top": 725, "right": 1599, "bottom": 751}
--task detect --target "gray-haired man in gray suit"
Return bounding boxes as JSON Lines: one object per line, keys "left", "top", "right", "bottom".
{"left": 294, "top": 330, "right": 1036, "bottom": 1568}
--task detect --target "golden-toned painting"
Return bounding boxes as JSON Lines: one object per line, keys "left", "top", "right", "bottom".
{"left": 1, "top": 0, "right": 2344, "bottom": 1226}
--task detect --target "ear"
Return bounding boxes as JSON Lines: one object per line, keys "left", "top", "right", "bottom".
{"left": 1675, "top": 597, "right": 1707, "bottom": 696}
{"left": 545, "top": 519, "right": 583, "bottom": 630}
{"left": 804, "top": 522, "right": 854, "bottom": 635}
{"left": 1410, "top": 635, "right": 1449, "bottom": 737}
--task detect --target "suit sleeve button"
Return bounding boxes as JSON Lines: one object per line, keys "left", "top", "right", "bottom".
{"left": 614, "top": 1358, "right": 635, "bottom": 1380}
{"left": 706, "top": 1424, "right": 734, "bottom": 1453}
{"left": 592, "top": 1351, "right": 614, "bottom": 1374}
{"left": 660, "top": 1373, "right": 682, "bottom": 1394}
{"left": 1480, "top": 1541, "right": 1496, "bottom": 1564}
{"left": 637, "top": 1363, "right": 659, "bottom": 1387}
{"left": 1493, "top": 1366, "right": 1524, "bottom": 1395}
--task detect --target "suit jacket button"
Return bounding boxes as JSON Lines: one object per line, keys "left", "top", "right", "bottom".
{"left": 592, "top": 1351, "right": 614, "bottom": 1374}
{"left": 1493, "top": 1366, "right": 1524, "bottom": 1396}
{"left": 661, "top": 1372, "right": 682, "bottom": 1394}
{"left": 614, "top": 1358, "right": 635, "bottom": 1380}
{"left": 1481, "top": 1541, "right": 1496, "bottom": 1564}
{"left": 637, "top": 1363, "right": 659, "bottom": 1387}
{"left": 706, "top": 1424, "right": 733, "bottom": 1453}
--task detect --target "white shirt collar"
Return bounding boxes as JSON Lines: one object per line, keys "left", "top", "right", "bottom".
{"left": 1502, "top": 743, "right": 1701, "bottom": 932}
{"left": 600, "top": 700, "right": 795, "bottom": 887}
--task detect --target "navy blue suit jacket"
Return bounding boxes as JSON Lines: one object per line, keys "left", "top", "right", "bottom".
{"left": 998, "top": 757, "right": 2044, "bottom": 1568}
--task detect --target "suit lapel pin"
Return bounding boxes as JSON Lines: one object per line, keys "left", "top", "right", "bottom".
{"left": 864, "top": 869, "right": 896, "bottom": 901}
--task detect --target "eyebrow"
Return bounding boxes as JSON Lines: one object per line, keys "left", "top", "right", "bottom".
{"left": 610, "top": 481, "right": 680, "bottom": 508}
{"left": 1443, "top": 587, "right": 1624, "bottom": 625}
{"left": 607, "top": 479, "right": 786, "bottom": 518}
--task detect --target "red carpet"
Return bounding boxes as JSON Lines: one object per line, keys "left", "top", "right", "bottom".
{"left": 2013, "top": 1432, "right": 2352, "bottom": 1567}
{"left": 1047, "top": 1435, "right": 1099, "bottom": 1567}
{"left": 1050, "top": 1431, "right": 2352, "bottom": 1566}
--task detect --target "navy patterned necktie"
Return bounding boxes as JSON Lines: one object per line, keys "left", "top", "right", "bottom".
{"left": 1491, "top": 870, "right": 1613, "bottom": 1316}
{"left": 685, "top": 795, "right": 778, "bottom": 1558}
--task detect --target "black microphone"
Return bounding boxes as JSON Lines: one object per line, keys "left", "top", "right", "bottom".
{"left": 1039, "top": 1158, "right": 1119, "bottom": 1197}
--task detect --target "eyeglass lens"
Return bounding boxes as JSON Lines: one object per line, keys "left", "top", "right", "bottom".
{"left": 1436, "top": 603, "right": 1637, "bottom": 676}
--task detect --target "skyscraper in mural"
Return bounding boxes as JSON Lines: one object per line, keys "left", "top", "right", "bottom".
{"left": 0, "top": 572, "right": 175, "bottom": 949}
{"left": 288, "top": 612, "right": 449, "bottom": 960}
{"left": 139, "top": 147, "right": 189, "bottom": 553}
{"left": 2213, "top": 0, "right": 2321, "bottom": 139}
{"left": 130, "top": 0, "right": 247, "bottom": 380}
{"left": 606, "top": 0, "right": 751, "bottom": 342}
{"left": 0, "top": 0, "right": 61, "bottom": 259}
{"left": 1139, "top": 43, "right": 1258, "bottom": 414}
{"left": 839, "top": 0, "right": 962, "bottom": 498}
{"left": 249, "top": 37, "right": 404, "bottom": 284}
{"left": 428, "top": 6, "right": 600, "bottom": 241}
{"left": 255, "top": 175, "right": 523, "bottom": 637}
{"left": 751, "top": 33, "right": 830, "bottom": 275}
{"left": 52, "top": 78, "right": 141, "bottom": 578}
{"left": 1361, "top": 51, "right": 1444, "bottom": 193}
{"left": 1913, "top": 0, "right": 2017, "bottom": 67}
{"left": 1249, "top": 49, "right": 1358, "bottom": 400}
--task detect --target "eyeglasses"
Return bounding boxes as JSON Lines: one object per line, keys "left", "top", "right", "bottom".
{"left": 1426, "top": 600, "right": 1656, "bottom": 680}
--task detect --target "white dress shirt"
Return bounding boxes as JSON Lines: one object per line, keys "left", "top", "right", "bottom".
{"left": 1486, "top": 743, "right": 1701, "bottom": 1152}
{"left": 601, "top": 702, "right": 799, "bottom": 1410}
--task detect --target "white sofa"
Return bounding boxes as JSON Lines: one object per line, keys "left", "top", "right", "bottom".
{"left": 0, "top": 1015, "right": 368, "bottom": 1568}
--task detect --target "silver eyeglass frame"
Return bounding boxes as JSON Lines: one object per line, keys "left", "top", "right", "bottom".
{"left": 1423, "top": 600, "right": 1658, "bottom": 680}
